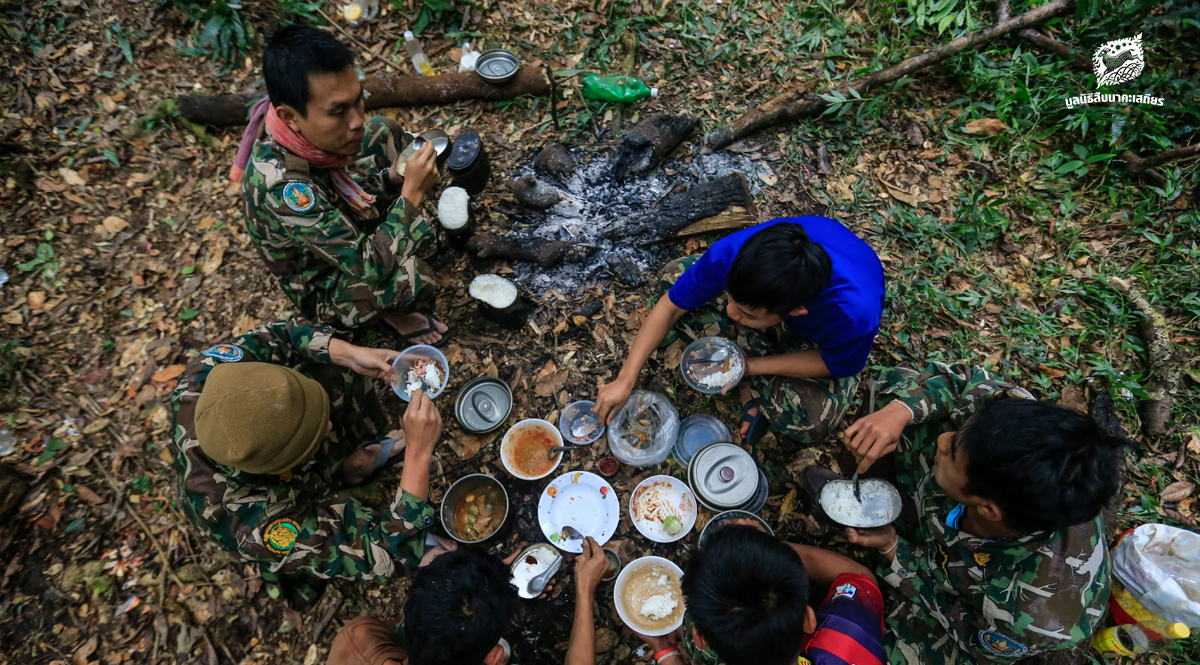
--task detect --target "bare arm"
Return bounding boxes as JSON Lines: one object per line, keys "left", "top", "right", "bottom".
{"left": 594, "top": 296, "right": 687, "bottom": 424}
{"left": 787, "top": 541, "right": 875, "bottom": 587}
{"left": 744, "top": 349, "right": 832, "bottom": 381}
{"left": 565, "top": 538, "right": 609, "bottom": 665}
{"left": 398, "top": 390, "right": 441, "bottom": 501}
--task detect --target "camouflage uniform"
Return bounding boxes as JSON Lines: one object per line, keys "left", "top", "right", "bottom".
{"left": 169, "top": 319, "right": 435, "bottom": 582}
{"left": 242, "top": 117, "right": 437, "bottom": 331}
{"left": 871, "top": 362, "right": 1110, "bottom": 664}
{"left": 658, "top": 256, "right": 860, "bottom": 445}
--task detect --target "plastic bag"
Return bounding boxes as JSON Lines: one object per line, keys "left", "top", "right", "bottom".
{"left": 607, "top": 391, "right": 678, "bottom": 467}
{"left": 1112, "top": 523, "right": 1200, "bottom": 627}
{"left": 459, "top": 42, "right": 480, "bottom": 73}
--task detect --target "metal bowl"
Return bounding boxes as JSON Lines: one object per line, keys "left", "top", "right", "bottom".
{"left": 476, "top": 49, "right": 520, "bottom": 83}
{"left": 697, "top": 509, "right": 774, "bottom": 549}
{"left": 440, "top": 474, "right": 510, "bottom": 544}
{"left": 819, "top": 478, "right": 903, "bottom": 529}
{"left": 680, "top": 337, "right": 746, "bottom": 395}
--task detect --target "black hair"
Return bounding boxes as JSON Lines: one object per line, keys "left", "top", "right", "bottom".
{"left": 682, "top": 525, "right": 810, "bottom": 665}
{"left": 404, "top": 548, "right": 519, "bottom": 665}
{"left": 263, "top": 24, "right": 356, "bottom": 117}
{"left": 726, "top": 223, "right": 833, "bottom": 315}
{"left": 955, "top": 399, "right": 1127, "bottom": 534}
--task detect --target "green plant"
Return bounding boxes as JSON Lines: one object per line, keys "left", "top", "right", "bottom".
{"left": 172, "top": 0, "right": 254, "bottom": 67}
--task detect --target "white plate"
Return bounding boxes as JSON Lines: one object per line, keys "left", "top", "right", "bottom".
{"left": 538, "top": 471, "right": 620, "bottom": 553}
{"left": 629, "top": 475, "right": 698, "bottom": 543}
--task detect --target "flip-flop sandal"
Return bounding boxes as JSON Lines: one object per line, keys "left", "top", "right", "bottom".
{"left": 741, "top": 398, "right": 769, "bottom": 447}
{"left": 396, "top": 312, "right": 451, "bottom": 348}
{"left": 365, "top": 436, "right": 406, "bottom": 480}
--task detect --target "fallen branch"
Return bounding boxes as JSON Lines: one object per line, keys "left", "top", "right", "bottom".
{"left": 703, "top": 0, "right": 1077, "bottom": 151}
{"left": 603, "top": 173, "right": 758, "bottom": 240}
{"left": 997, "top": 0, "right": 1092, "bottom": 71}
{"left": 466, "top": 235, "right": 598, "bottom": 268}
{"left": 1108, "top": 276, "right": 1184, "bottom": 439}
{"left": 1119, "top": 144, "right": 1200, "bottom": 187}
{"left": 176, "top": 67, "right": 551, "bottom": 127}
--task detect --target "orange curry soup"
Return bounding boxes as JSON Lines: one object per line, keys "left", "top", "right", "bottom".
{"left": 509, "top": 427, "right": 557, "bottom": 477}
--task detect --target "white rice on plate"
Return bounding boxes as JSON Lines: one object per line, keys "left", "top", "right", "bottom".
{"left": 438, "top": 187, "right": 470, "bottom": 230}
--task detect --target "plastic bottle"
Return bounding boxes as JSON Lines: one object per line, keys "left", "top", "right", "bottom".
{"left": 1091, "top": 621, "right": 1190, "bottom": 657}
{"left": 580, "top": 73, "right": 658, "bottom": 103}
{"left": 404, "top": 31, "right": 435, "bottom": 77}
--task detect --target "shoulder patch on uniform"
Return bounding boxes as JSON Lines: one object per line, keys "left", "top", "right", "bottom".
{"left": 263, "top": 518, "right": 301, "bottom": 554}
{"left": 978, "top": 630, "right": 1029, "bottom": 658}
{"left": 282, "top": 182, "right": 316, "bottom": 213}
{"left": 832, "top": 582, "right": 858, "bottom": 600}
{"left": 202, "top": 344, "right": 244, "bottom": 363}
{"left": 974, "top": 551, "right": 992, "bottom": 567}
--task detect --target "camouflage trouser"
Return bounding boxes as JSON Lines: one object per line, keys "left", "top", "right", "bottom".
{"left": 302, "top": 361, "right": 390, "bottom": 456}
{"left": 658, "top": 256, "right": 859, "bottom": 445}
{"left": 321, "top": 116, "right": 436, "bottom": 331}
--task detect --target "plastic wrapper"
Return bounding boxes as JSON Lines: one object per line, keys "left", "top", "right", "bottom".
{"left": 1112, "top": 523, "right": 1200, "bottom": 627}
{"left": 607, "top": 391, "right": 678, "bottom": 467}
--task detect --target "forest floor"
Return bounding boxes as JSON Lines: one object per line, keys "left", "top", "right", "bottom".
{"left": 0, "top": 0, "right": 1197, "bottom": 664}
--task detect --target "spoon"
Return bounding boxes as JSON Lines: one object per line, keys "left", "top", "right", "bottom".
{"left": 561, "top": 525, "right": 585, "bottom": 542}
{"left": 525, "top": 554, "right": 563, "bottom": 596}
{"left": 687, "top": 347, "right": 731, "bottom": 367}
{"left": 851, "top": 470, "right": 862, "bottom": 503}
{"left": 547, "top": 445, "right": 572, "bottom": 459}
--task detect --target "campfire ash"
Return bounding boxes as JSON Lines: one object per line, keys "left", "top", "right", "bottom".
{"left": 490, "top": 148, "right": 773, "bottom": 293}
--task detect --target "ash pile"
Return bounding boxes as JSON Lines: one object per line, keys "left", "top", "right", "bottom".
{"left": 463, "top": 114, "right": 775, "bottom": 293}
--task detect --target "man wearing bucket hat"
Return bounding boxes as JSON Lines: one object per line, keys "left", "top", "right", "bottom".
{"left": 235, "top": 24, "right": 449, "bottom": 344}
{"left": 170, "top": 319, "right": 451, "bottom": 605}
{"left": 823, "top": 361, "right": 1127, "bottom": 664}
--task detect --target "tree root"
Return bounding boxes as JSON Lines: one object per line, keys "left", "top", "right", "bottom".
{"left": 1108, "top": 276, "right": 1184, "bottom": 440}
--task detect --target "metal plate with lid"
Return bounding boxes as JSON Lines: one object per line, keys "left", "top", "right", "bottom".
{"left": 455, "top": 376, "right": 513, "bottom": 433}
{"left": 687, "top": 442, "right": 760, "bottom": 511}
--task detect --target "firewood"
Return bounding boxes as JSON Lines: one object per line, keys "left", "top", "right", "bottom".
{"left": 175, "top": 68, "right": 551, "bottom": 127}
{"left": 603, "top": 173, "right": 757, "bottom": 240}
{"left": 466, "top": 235, "right": 598, "bottom": 268}
{"left": 611, "top": 114, "right": 699, "bottom": 181}
{"left": 1108, "top": 276, "right": 1183, "bottom": 439}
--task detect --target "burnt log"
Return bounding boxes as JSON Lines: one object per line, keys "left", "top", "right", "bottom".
{"left": 508, "top": 175, "right": 562, "bottom": 209}
{"left": 0, "top": 463, "right": 27, "bottom": 520}
{"left": 466, "top": 235, "right": 598, "bottom": 268}
{"left": 605, "top": 255, "right": 645, "bottom": 287}
{"left": 611, "top": 114, "right": 699, "bottom": 181}
{"left": 534, "top": 142, "right": 577, "bottom": 179}
{"left": 603, "top": 173, "right": 758, "bottom": 241}
{"left": 176, "top": 67, "right": 551, "bottom": 127}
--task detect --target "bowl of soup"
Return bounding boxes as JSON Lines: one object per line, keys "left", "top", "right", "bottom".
{"left": 501, "top": 419, "right": 564, "bottom": 480}
{"left": 441, "top": 474, "right": 509, "bottom": 544}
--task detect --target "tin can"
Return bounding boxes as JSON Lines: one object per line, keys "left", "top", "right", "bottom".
{"left": 447, "top": 131, "right": 490, "bottom": 195}
{"left": 455, "top": 376, "right": 513, "bottom": 433}
{"left": 687, "top": 442, "right": 762, "bottom": 512}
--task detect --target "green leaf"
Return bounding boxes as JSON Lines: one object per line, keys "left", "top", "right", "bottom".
{"left": 117, "top": 34, "right": 133, "bottom": 64}
{"left": 17, "top": 257, "right": 46, "bottom": 272}
{"left": 181, "top": 266, "right": 195, "bottom": 275}
{"left": 34, "top": 437, "right": 69, "bottom": 466}
{"left": 36, "top": 243, "right": 54, "bottom": 260}
{"left": 180, "top": 309, "right": 201, "bottom": 320}
{"left": 64, "top": 518, "right": 87, "bottom": 533}
{"left": 102, "top": 147, "right": 120, "bottom": 166}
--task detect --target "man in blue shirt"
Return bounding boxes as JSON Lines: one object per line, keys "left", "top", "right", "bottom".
{"left": 595, "top": 217, "right": 885, "bottom": 445}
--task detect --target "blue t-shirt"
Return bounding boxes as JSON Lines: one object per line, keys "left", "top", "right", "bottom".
{"left": 667, "top": 217, "right": 885, "bottom": 378}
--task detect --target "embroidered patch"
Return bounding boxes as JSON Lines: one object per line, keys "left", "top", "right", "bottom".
{"left": 832, "top": 582, "right": 858, "bottom": 600}
{"left": 264, "top": 518, "right": 301, "bottom": 554}
{"left": 978, "top": 631, "right": 1029, "bottom": 658}
{"left": 201, "top": 344, "right": 244, "bottom": 362}
{"left": 282, "top": 182, "right": 316, "bottom": 212}
{"left": 974, "top": 552, "right": 992, "bottom": 567}
{"left": 278, "top": 469, "right": 293, "bottom": 482}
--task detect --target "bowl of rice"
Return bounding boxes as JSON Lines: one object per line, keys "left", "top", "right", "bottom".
{"left": 391, "top": 344, "right": 450, "bottom": 402}
{"left": 613, "top": 556, "right": 686, "bottom": 637}
{"left": 680, "top": 337, "right": 746, "bottom": 395}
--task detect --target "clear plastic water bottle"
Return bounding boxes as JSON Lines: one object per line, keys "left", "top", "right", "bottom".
{"left": 1092, "top": 621, "right": 1190, "bottom": 656}
{"left": 342, "top": 0, "right": 378, "bottom": 25}
{"left": 581, "top": 74, "right": 658, "bottom": 103}
{"left": 0, "top": 430, "right": 16, "bottom": 456}
{"left": 405, "top": 31, "right": 435, "bottom": 76}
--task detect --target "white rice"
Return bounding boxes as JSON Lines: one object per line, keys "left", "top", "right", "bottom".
{"left": 438, "top": 187, "right": 470, "bottom": 230}
{"left": 469, "top": 274, "right": 518, "bottom": 309}
{"left": 821, "top": 481, "right": 898, "bottom": 527}
{"left": 406, "top": 361, "right": 444, "bottom": 395}
{"left": 640, "top": 594, "right": 679, "bottom": 620}
{"left": 695, "top": 354, "right": 744, "bottom": 389}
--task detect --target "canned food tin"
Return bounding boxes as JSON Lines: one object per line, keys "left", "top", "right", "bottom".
{"left": 687, "top": 442, "right": 760, "bottom": 511}
{"left": 455, "top": 376, "right": 513, "bottom": 433}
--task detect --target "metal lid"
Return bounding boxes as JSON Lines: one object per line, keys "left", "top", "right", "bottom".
{"left": 455, "top": 376, "right": 513, "bottom": 433}
{"left": 687, "top": 442, "right": 759, "bottom": 510}
{"left": 447, "top": 131, "right": 483, "bottom": 171}
{"left": 673, "top": 414, "right": 731, "bottom": 466}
